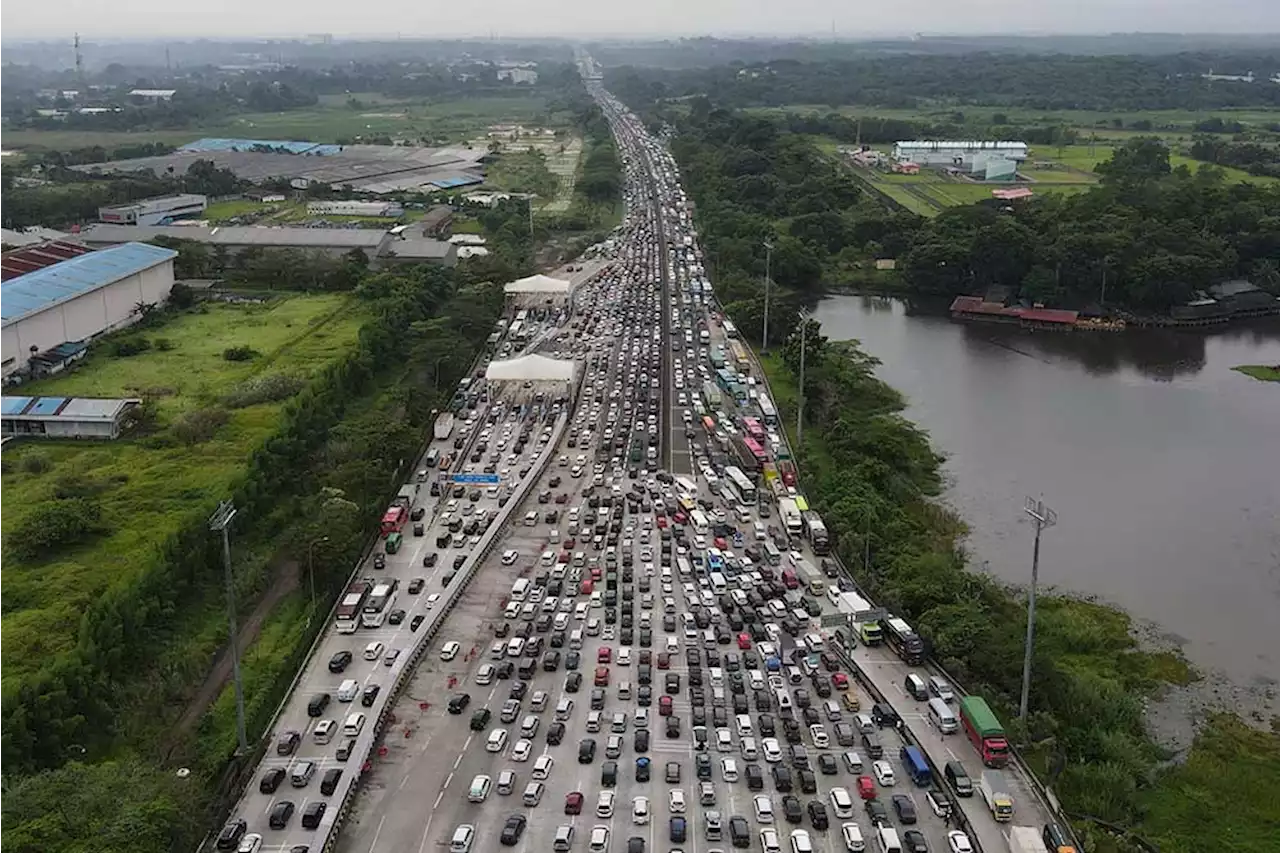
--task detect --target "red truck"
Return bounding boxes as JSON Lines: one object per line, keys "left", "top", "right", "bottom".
{"left": 960, "top": 696, "right": 1010, "bottom": 767}
{"left": 778, "top": 459, "right": 797, "bottom": 487}
{"left": 381, "top": 495, "right": 411, "bottom": 536}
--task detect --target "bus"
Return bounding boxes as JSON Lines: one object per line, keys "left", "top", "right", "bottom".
{"left": 381, "top": 504, "right": 408, "bottom": 536}
{"left": 758, "top": 396, "right": 778, "bottom": 426}
{"left": 689, "top": 509, "right": 710, "bottom": 535}
{"left": 728, "top": 339, "right": 750, "bottom": 371}
{"left": 675, "top": 476, "right": 699, "bottom": 496}
{"left": 514, "top": 309, "right": 529, "bottom": 324}
{"left": 362, "top": 580, "right": 399, "bottom": 628}
{"left": 715, "top": 368, "right": 736, "bottom": 393}
{"left": 741, "top": 437, "right": 769, "bottom": 467}
{"left": 742, "top": 417, "right": 765, "bottom": 442}
{"left": 506, "top": 319, "right": 523, "bottom": 341}
{"left": 722, "top": 319, "right": 739, "bottom": 339}
{"left": 723, "top": 466, "right": 757, "bottom": 505}
{"left": 701, "top": 415, "right": 717, "bottom": 435}
{"left": 675, "top": 555, "right": 693, "bottom": 579}
{"left": 335, "top": 579, "right": 373, "bottom": 633}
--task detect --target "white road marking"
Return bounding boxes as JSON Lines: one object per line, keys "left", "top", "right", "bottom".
{"left": 366, "top": 815, "right": 386, "bottom": 853}
{"left": 443, "top": 771, "right": 453, "bottom": 788}
{"left": 433, "top": 790, "right": 445, "bottom": 809}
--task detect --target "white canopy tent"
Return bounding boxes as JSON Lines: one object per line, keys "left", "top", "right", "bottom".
{"left": 504, "top": 273, "right": 573, "bottom": 309}
{"left": 484, "top": 354, "right": 578, "bottom": 400}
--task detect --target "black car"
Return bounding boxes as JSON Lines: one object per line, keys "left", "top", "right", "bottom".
{"left": 547, "top": 722, "right": 566, "bottom": 745}
{"left": 500, "top": 814, "right": 527, "bottom": 846}
{"left": 808, "top": 801, "right": 829, "bottom": 830}
{"left": 268, "top": 801, "right": 295, "bottom": 830}
{"left": 388, "top": 609, "right": 406, "bottom": 625}
{"left": 865, "top": 798, "right": 889, "bottom": 825}
{"left": 469, "top": 708, "right": 491, "bottom": 730}
{"left": 301, "top": 801, "right": 326, "bottom": 829}
{"left": 892, "top": 794, "right": 918, "bottom": 824}
{"left": 634, "top": 729, "right": 650, "bottom": 752}
{"left": 578, "top": 738, "right": 597, "bottom": 763}
{"left": 509, "top": 680, "right": 528, "bottom": 700}
{"left": 361, "top": 684, "right": 380, "bottom": 707}
{"left": 410, "top": 614, "right": 425, "bottom": 631}
{"left": 423, "top": 553, "right": 438, "bottom": 568}
{"left": 260, "top": 767, "right": 286, "bottom": 794}
{"left": 276, "top": 730, "right": 301, "bottom": 755}
{"left": 902, "top": 830, "right": 930, "bottom": 853}
{"left": 772, "top": 765, "right": 793, "bottom": 792}
{"left": 328, "top": 651, "right": 352, "bottom": 673}
{"left": 307, "top": 693, "right": 330, "bottom": 718}
{"left": 695, "top": 753, "right": 712, "bottom": 780}
{"left": 447, "top": 694, "right": 470, "bottom": 717}
{"left": 565, "top": 672, "right": 582, "bottom": 692}
{"left": 817, "top": 753, "right": 838, "bottom": 775}
{"left": 408, "top": 578, "right": 425, "bottom": 594}
{"left": 782, "top": 795, "right": 803, "bottom": 823}
{"left": 666, "top": 716, "right": 681, "bottom": 738}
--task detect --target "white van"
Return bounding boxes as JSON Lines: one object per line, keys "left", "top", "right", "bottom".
{"left": 553, "top": 825, "right": 575, "bottom": 852}
{"left": 524, "top": 511, "right": 538, "bottom": 527}
{"left": 754, "top": 521, "right": 767, "bottom": 541}
{"left": 927, "top": 698, "right": 958, "bottom": 734}
{"left": 875, "top": 826, "right": 901, "bottom": 853}
{"left": 337, "top": 679, "right": 360, "bottom": 702}
{"left": 312, "top": 719, "right": 336, "bottom": 744}
{"left": 343, "top": 712, "right": 366, "bottom": 737}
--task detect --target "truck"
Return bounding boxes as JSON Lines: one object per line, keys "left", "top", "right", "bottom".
{"left": 702, "top": 380, "right": 721, "bottom": 408}
{"left": 398, "top": 483, "right": 420, "bottom": 503}
{"left": 1007, "top": 826, "right": 1050, "bottom": 853}
{"left": 883, "top": 616, "right": 926, "bottom": 666}
{"left": 710, "top": 348, "right": 726, "bottom": 370}
{"left": 778, "top": 498, "right": 803, "bottom": 537}
{"left": 802, "top": 511, "right": 830, "bottom": 555}
{"left": 381, "top": 493, "right": 411, "bottom": 536}
{"left": 836, "top": 592, "right": 884, "bottom": 645}
{"left": 434, "top": 412, "right": 455, "bottom": 441}
{"left": 960, "top": 696, "right": 1011, "bottom": 767}
{"left": 731, "top": 436, "right": 759, "bottom": 473}
{"left": 777, "top": 459, "right": 797, "bottom": 488}
{"left": 335, "top": 579, "right": 373, "bottom": 633}
{"left": 978, "top": 770, "right": 1014, "bottom": 822}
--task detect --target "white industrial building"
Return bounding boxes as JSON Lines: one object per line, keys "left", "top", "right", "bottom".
{"left": 892, "top": 141, "right": 1028, "bottom": 164}
{"left": 1, "top": 242, "right": 178, "bottom": 381}
{"left": 306, "top": 200, "right": 405, "bottom": 218}
{"left": 1, "top": 395, "right": 141, "bottom": 439}
{"left": 98, "top": 193, "right": 208, "bottom": 226}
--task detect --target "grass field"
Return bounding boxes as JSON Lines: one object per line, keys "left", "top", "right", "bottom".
{"left": 1, "top": 94, "right": 565, "bottom": 152}
{"left": 1234, "top": 364, "right": 1280, "bottom": 382}
{"left": 0, "top": 295, "right": 367, "bottom": 685}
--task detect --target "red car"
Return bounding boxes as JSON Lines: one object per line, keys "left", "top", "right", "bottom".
{"left": 565, "top": 792, "right": 584, "bottom": 815}
{"left": 656, "top": 516, "right": 668, "bottom": 529}
{"left": 737, "top": 633, "right": 751, "bottom": 650}
{"left": 594, "top": 666, "right": 610, "bottom": 686}
{"left": 559, "top": 551, "right": 571, "bottom": 564}
{"left": 581, "top": 579, "right": 594, "bottom": 595}
{"left": 659, "top": 695, "right": 674, "bottom": 716}
{"left": 831, "top": 672, "right": 849, "bottom": 690}
{"left": 563, "top": 538, "right": 575, "bottom": 549}
{"left": 656, "top": 652, "right": 670, "bottom": 670}
{"left": 598, "top": 647, "right": 613, "bottom": 664}
{"left": 714, "top": 536, "right": 728, "bottom": 550}
{"left": 673, "top": 511, "right": 688, "bottom": 525}
{"left": 555, "top": 493, "right": 569, "bottom": 504}
{"left": 857, "top": 776, "right": 876, "bottom": 800}
{"left": 591, "top": 567, "right": 603, "bottom": 581}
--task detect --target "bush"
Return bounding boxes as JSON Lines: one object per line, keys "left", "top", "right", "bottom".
{"left": 153, "top": 338, "right": 174, "bottom": 351}
{"left": 169, "top": 281, "right": 195, "bottom": 309}
{"left": 222, "top": 373, "right": 306, "bottom": 409}
{"left": 222, "top": 345, "right": 257, "bottom": 361}
{"left": 5, "top": 497, "right": 107, "bottom": 562}
{"left": 171, "top": 407, "right": 230, "bottom": 444}
{"left": 110, "top": 337, "right": 152, "bottom": 357}
{"left": 20, "top": 453, "right": 52, "bottom": 474}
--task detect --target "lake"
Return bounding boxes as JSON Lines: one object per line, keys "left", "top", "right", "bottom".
{"left": 813, "top": 295, "right": 1280, "bottom": 688}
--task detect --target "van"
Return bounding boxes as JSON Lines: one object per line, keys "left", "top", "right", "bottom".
{"left": 556, "top": 698, "right": 575, "bottom": 721}
{"left": 343, "top": 712, "right": 366, "bottom": 737}
{"left": 875, "top": 825, "right": 902, "bottom": 853}
{"left": 928, "top": 675, "right": 955, "bottom": 703}
{"left": 312, "top": 719, "right": 336, "bottom": 745}
{"left": 927, "top": 698, "right": 958, "bottom": 734}
{"left": 762, "top": 541, "right": 781, "bottom": 566}
{"left": 753, "top": 521, "right": 767, "bottom": 541}
{"left": 553, "top": 825, "right": 575, "bottom": 852}
{"left": 904, "top": 673, "right": 928, "bottom": 701}
{"left": 523, "top": 781, "right": 545, "bottom": 806}
{"left": 786, "top": 666, "right": 803, "bottom": 686}
{"left": 944, "top": 760, "right": 973, "bottom": 797}
{"left": 290, "top": 760, "right": 316, "bottom": 788}
{"left": 570, "top": 629, "right": 585, "bottom": 649}
{"left": 861, "top": 731, "right": 883, "bottom": 759}
{"left": 450, "top": 824, "right": 475, "bottom": 853}
{"left": 337, "top": 679, "right": 360, "bottom": 702}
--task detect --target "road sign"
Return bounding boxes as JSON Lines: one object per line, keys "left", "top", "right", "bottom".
{"left": 820, "top": 613, "right": 849, "bottom": 629}
{"left": 452, "top": 473, "right": 500, "bottom": 485}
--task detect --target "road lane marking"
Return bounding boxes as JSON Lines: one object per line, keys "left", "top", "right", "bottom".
{"left": 443, "top": 771, "right": 454, "bottom": 788}
{"left": 434, "top": 790, "right": 445, "bottom": 809}
{"left": 366, "top": 814, "right": 386, "bottom": 853}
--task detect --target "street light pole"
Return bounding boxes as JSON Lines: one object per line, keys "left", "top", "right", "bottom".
{"left": 796, "top": 311, "right": 808, "bottom": 447}
{"left": 1019, "top": 496, "right": 1058, "bottom": 720}
{"left": 762, "top": 240, "right": 773, "bottom": 352}
{"left": 307, "top": 536, "right": 329, "bottom": 618}
{"left": 209, "top": 500, "right": 248, "bottom": 755}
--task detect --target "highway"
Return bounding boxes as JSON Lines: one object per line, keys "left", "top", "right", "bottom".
{"left": 214, "top": 70, "right": 1059, "bottom": 853}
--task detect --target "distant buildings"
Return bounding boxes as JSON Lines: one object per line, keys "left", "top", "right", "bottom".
{"left": 99, "top": 193, "right": 208, "bottom": 226}
{"left": 891, "top": 140, "right": 1026, "bottom": 181}
{"left": 498, "top": 68, "right": 539, "bottom": 85}
{"left": 306, "top": 200, "right": 404, "bottom": 218}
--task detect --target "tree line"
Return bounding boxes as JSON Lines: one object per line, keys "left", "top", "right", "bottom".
{"left": 1188, "top": 135, "right": 1280, "bottom": 178}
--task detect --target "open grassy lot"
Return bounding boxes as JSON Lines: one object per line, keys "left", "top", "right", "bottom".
{"left": 0, "top": 295, "right": 367, "bottom": 686}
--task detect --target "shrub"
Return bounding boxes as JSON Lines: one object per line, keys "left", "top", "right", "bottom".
{"left": 110, "top": 337, "right": 152, "bottom": 357}
{"left": 222, "top": 345, "right": 257, "bottom": 362}
{"left": 222, "top": 373, "right": 306, "bottom": 409}
{"left": 5, "top": 497, "right": 107, "bottom": 562}
{"left": 20, "top": 453, "right": 52, "bottom": 474}
{"left": 154, "top": 338, "right": 175, "bottom": 351}
{"left": 169, "top": 281, "right": 195, "bottom": 309}
{"left": 171, "top": 407, "right": 231, "bottom": 444}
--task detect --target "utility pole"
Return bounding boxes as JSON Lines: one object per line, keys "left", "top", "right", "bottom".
{"left": 1019, "top": 496, "right": 1058, "bottom": 721}
{"left": 762, "top": 239, "right": 774, "bottom": 352}
{"left": 209, "top": 501, "right": 248, "bottom": 755}
{"left": 796, "top": 311, "right": 809, "bottom": 447}
{"left": 307, "top": 536, "right": 329, "bottom": 621}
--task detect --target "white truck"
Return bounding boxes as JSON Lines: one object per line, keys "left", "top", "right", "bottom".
{"left": 836, "top": 592, "right": 884, "bottom": 645}
{"left": 979, "top": 770, "right": 1015, "bottom": 822}
{"left": 434, "top": 412, "right": 455, "bottom": 441}
{"left": 1007, "top": 826, "right": 1049, "bottom": 853}
{"left": 778, "top": 498, "right": 802, "bottom": 537}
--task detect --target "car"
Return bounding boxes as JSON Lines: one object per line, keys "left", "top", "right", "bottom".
{"left": 500, "top": 814, "right": 527, "bottom": 846}
{"left": 408, "top": 577, "right": 425, "bottom": 594}
{"left": 426, "top": 593, "right": 442, "bottom": 609}
{"left": 946, "top": 831, "right": 974, "bottom": 853}
{"left": 410, "top": 614, "right": 425, "bottom": 631}
{"left": 441, "top": 641, "right": 462, "bottom": 661}
{"left": 579, "top": 739, "right": 598, "bottom": 763}
{"left": 632, "top": 795, "right": 650, "bottom": 825}
{"left": 892, "top": 794, "right": 917, "bottom": 824}
{"left": 872, "top": 760, "right": 895, "bottom": 787}
{"left": 589, "top": 826, "right": 610, "bottom": 853}
{"left": 502, "top": 549, "right": 520, "bottom": 565}
{"left": 865, "top": 798, "right": 889, "bottom": 825}
{"left": 486, "top": 729, "right": 508, "bottom": 752}
{"left": 260, "top": 767, "right": 286, "bottom": 794}
{"left": 754, "top": 794, "right": 774, "bottom": 823}
{"left": 566, "top": 791, "right": 585, "bottom": 814}
{"left": 388, "top": 609, "right": 406, "bottom": 625}
{"left": 512, "top": 739, "right": 533, "bottom": 762}
{"left": 790, "top": 828, "right": 813, "bottom": 853}
{"left": 903, "top": 830, "right": 930, "bottom": 853}
{"left": 328, "top": 651, "right": 353, "bottom": 673}
{"left": 275, "top": 730, "right": 301, "bottom": 755}
{"left": 448, "top": 693, "right": 471, "bottom": 714}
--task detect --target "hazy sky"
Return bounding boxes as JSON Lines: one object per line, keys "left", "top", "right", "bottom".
{"left": 3, "top": 0, "right": 1277, "bottom": 40}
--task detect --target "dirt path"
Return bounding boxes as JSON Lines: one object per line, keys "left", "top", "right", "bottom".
{"left": 163, "top": 559, "right": 301, "bottom": 759}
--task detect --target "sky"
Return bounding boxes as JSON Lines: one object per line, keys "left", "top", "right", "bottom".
{"left": 2, "top": 0, "right": 1278, "bottom": 40}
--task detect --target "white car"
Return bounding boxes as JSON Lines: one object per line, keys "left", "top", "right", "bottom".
{"left": 441, "top": 641, "right": 462, "bottom": 661}
{"left": 809, "top": 724, "right": 829, "bottom": 748}
{"left": 502, "top": 549, "right": 519, "bottom": 565}
{"left": 589, "top": 826, "right": 610, "bottom": 853}
{"left": 669, "top": 789, "right": 686, "bottom": 813}
{"left": 754, "top": 794, "right": 774, "bottom": 823}
{"left": 947, "top": 832, "right": 975, "bottom": 853}
{"left": 617, "top": 648, "right": 632, "bottom": 666}
{"left": 426, "top": 593, "right": 442, "bottom": 609}
{"left": 364, "top": 641, "right": 385, "bottom": 661}
{"left": 533, "top": 755, "right": 554, "bottom": 780}
{"left": 486, "top": 729, "right": 508, "bottom": 752}
{"left": 511, "top": 738, "right": 533, "bottom": 762}
{"left": 762, "top": 738, "right": 783, "bottom": 763}
{"left": 760, "top": 828, "right": 782, "bottom": 853}
{"left": 791, "top": 829, "right": 814, "bottom": 853}
{"left": 632, "top": 796, "right": 650, "bottom": 825}
{"left": 872, "top": 760, "right": 896, "bottom": 786}
{"left": 596, "top": 790, "right": 615, "bottom": 818}
{"left": 841, "top": 823, "right": 865, "bottom": 853}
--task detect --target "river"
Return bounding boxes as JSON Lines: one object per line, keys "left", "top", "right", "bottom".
{"left": 812, "top": 295, "right": 1280, "bottom": 689}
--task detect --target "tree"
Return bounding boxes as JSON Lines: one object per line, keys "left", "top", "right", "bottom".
{"left": 1094, "top": 137, "right": 1171, "bottom": 186}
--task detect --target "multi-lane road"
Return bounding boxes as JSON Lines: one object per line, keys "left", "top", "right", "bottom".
{"left": 214, "top": 74, "right": 1059, "bottom": 853}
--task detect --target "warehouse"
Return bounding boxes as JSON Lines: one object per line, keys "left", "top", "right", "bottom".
{"left": 2, "top": 242, "right": 178, "bottom": 381}
{"left": 892, "top": 141, "right": 1028, "bottom": 163}
{"left": 99, "top": 193, "right": 208, "bottom": 226}
{"left": 78, "top": 223, "right": 392, "bottom": 259}
{"left": 1, "top": 395, "right": 141, "bottom": 439}
{"left": 306, "top": 200, "right": 404, "bottom": 217}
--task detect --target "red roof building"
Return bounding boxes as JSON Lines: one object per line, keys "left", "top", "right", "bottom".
{"left": 1, "top": 240, "right": 95, "bottom": 281}
{"left": 949, "top": 295, "right": 1078, "bottom": 329}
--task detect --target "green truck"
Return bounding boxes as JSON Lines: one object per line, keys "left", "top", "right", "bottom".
{"left": 960, "top": 696, "right": 1010, "bottom": 767}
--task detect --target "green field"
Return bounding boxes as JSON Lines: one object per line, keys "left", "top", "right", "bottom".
{"left": 1, "top": 94, "right": 565, "bottom": 152}
{"left": 0, "top": 295, "right": 367, "bottom": 685}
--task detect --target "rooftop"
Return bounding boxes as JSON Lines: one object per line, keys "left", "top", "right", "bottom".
{"left": 79, "top": 224, "right": 389, "bottom": 250}
{"left": 504, "top": 273, "right": 571, "bottom": 294}
{"left": 1, "top": 395, "right": 140, "bottom": 422}
{"left": 100, "top": 193, "right": 208, "bottom": 213}
{"left": 1, "top": 242, "right": 177, "bottom": 325}
{"left": 2, "top": 240, "right": 96, "bottom": 281}
{"left": 385, "top": 238, "right": 455, "bottom": 260}
{"left": 485, "top": 354, "right": 577, "bottom": 383}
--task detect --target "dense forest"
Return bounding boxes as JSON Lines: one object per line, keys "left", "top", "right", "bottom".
{"left": 606, "top": 52, "right": 1280, "bottom": 112}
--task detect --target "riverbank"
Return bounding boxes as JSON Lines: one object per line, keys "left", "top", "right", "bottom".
{"left": 1234, "top": 364, "right": 1280, "bottom": 382}
{"left": 749, "top": 335, "right": 1280, "bottom": 853}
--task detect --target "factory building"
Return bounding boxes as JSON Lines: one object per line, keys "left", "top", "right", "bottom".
{"left": 306, "top": 200, "right": 405, "bottom": 218}
{"left": 2, "top": 395, "right": 141, "bottom": 440}
{"left": 98, "top": 194, "right": 208, "bottom": 226}
{"left": 1, "top": 242, "right": 178, "bottom": 382}
{"left": 892, "top": 141, "right": 1029, "bottom": 164}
